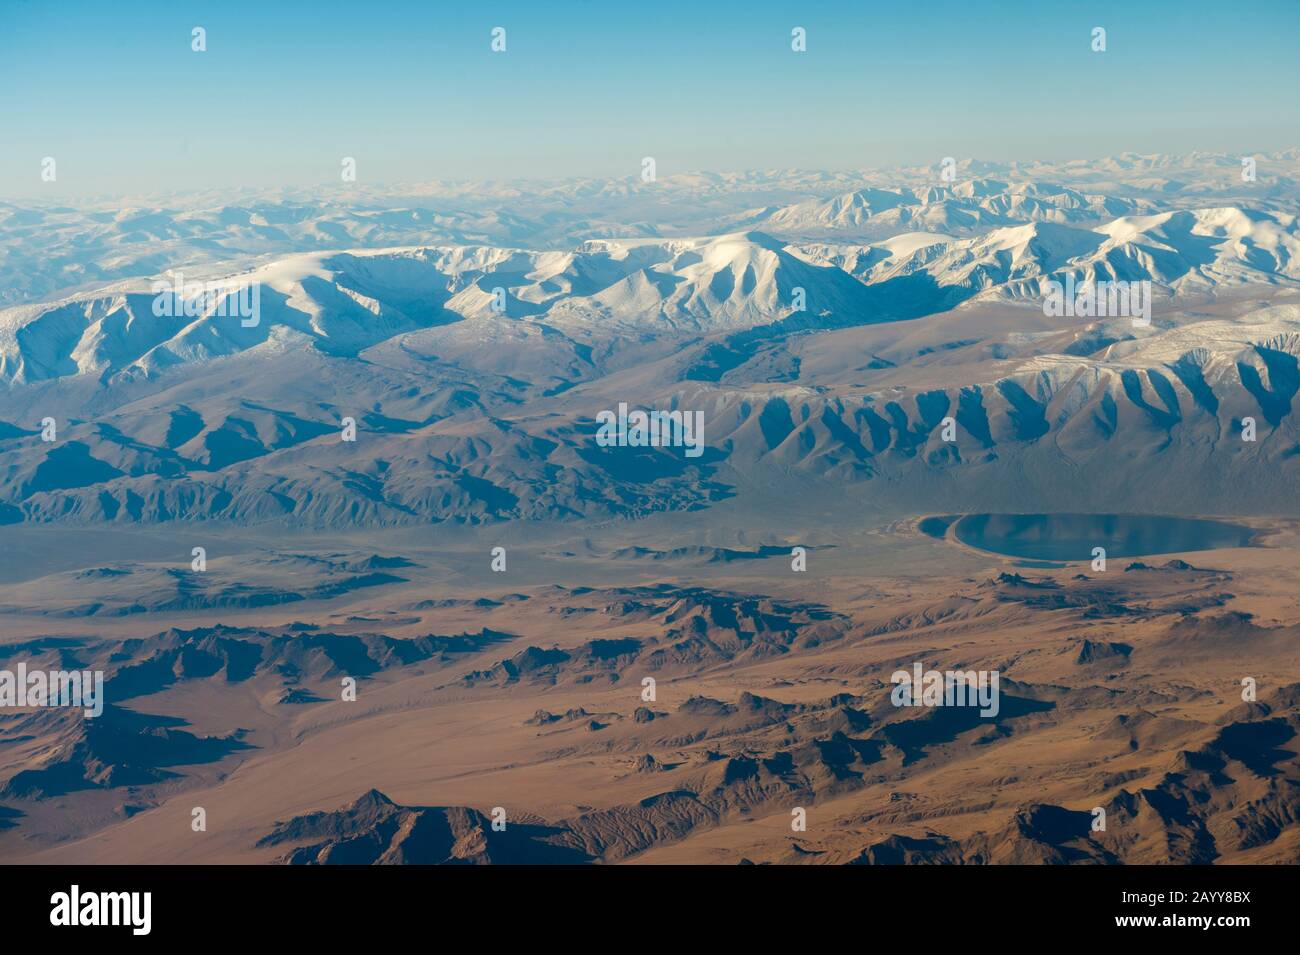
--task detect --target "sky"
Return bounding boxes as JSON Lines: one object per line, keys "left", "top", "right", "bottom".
{"left": 2, "top": 0, "right": 1299, "bottom": 198}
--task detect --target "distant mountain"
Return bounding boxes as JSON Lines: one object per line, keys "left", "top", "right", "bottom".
{"left": 3, "top": 207, "right": 1298, "bottom": 386}
{"left": 6, "top": 150, "right": 1296, "bottom": 308}
{"left": 794, "top": 207, "right": 1300, "bottom": 301}
{"left": 3, "top": 154, "right": 1300, "bottom": 527}
{"left": 756, "top": 182, "right": 1159, "bottom": 238}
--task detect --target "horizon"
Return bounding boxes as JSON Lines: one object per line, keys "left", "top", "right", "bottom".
{"left": 5, "top": 146, "right": 1297, "bottom": 206}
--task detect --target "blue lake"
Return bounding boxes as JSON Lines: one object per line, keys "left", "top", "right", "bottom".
{"left": 951, "top": 513, "right": 1256, "bottom": 562}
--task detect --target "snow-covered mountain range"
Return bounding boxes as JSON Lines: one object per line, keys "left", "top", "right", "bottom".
{"left": 4, "top": 151, "right": 1300, "bottom": 526}
{"left": 8, "top": 150, "right": 1297, "bottom": 307}
{"left": 4, "top": 205, "right": 1297, "bottom": 386}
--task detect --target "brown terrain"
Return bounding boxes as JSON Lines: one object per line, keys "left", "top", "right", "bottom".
{"left": 2, "top": 515, "right": 1297, "bottom": 865}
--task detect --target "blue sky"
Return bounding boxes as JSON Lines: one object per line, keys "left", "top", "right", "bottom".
{"left": 2, "top": 0, "right": 1298, "bottom": 197}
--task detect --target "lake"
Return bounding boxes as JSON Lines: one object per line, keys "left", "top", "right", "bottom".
{"left": 951, "top": 513, "right": 1256, "bottom": 562}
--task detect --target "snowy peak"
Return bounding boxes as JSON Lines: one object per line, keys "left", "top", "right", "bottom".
{"left": 3, "top": 205, "right": 1299, "bottom": 385}
{"left": 757, "top": 182, "right": 1161, "bottom": 239}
